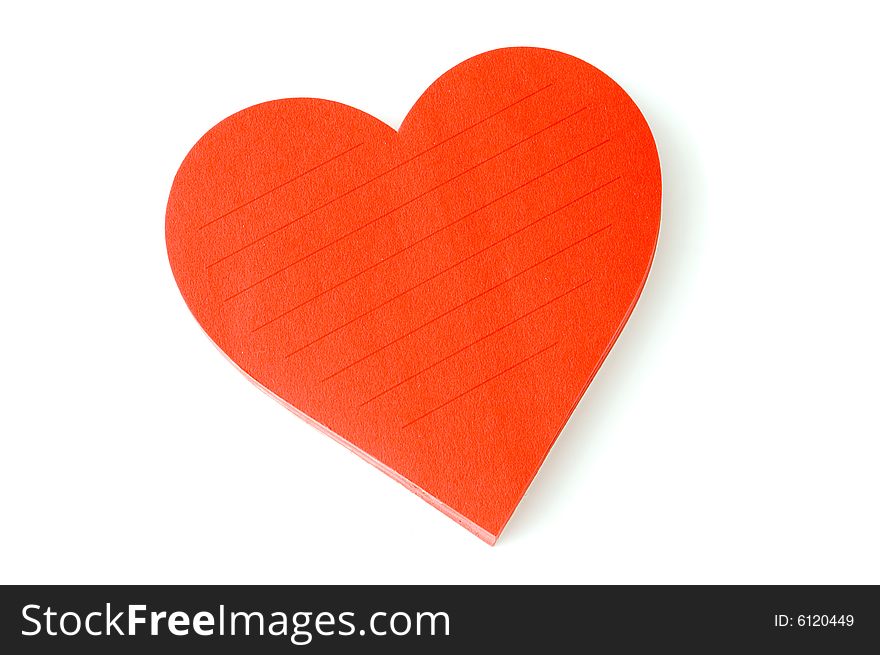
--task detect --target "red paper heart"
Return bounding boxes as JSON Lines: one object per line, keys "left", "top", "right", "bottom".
{"left": 166, "top": 47, "right": 661, "bottom": 543}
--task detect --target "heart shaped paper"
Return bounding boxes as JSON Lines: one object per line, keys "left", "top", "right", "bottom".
{"left": 166, "top": 47, "right": 661, "bottom": 543}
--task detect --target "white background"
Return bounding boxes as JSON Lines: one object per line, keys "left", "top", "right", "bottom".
{"left": 1, "top": 1, "right": 878, "bottom": 584}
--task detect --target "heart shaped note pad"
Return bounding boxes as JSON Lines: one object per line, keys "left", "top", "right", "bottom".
{"left": 166, "top": 47, "right": 661, "bottom": 543}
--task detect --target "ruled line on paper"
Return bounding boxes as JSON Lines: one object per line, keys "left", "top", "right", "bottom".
{"left": 401, "top": 341, "right": 560, "bottom": 429}
{"left": 206, "top": 82, "right": 554, "bottom": 268}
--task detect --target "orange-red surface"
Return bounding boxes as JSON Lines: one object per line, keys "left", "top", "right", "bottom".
{"left": 166, "top": 47, "right": 661, "bottom": 543}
